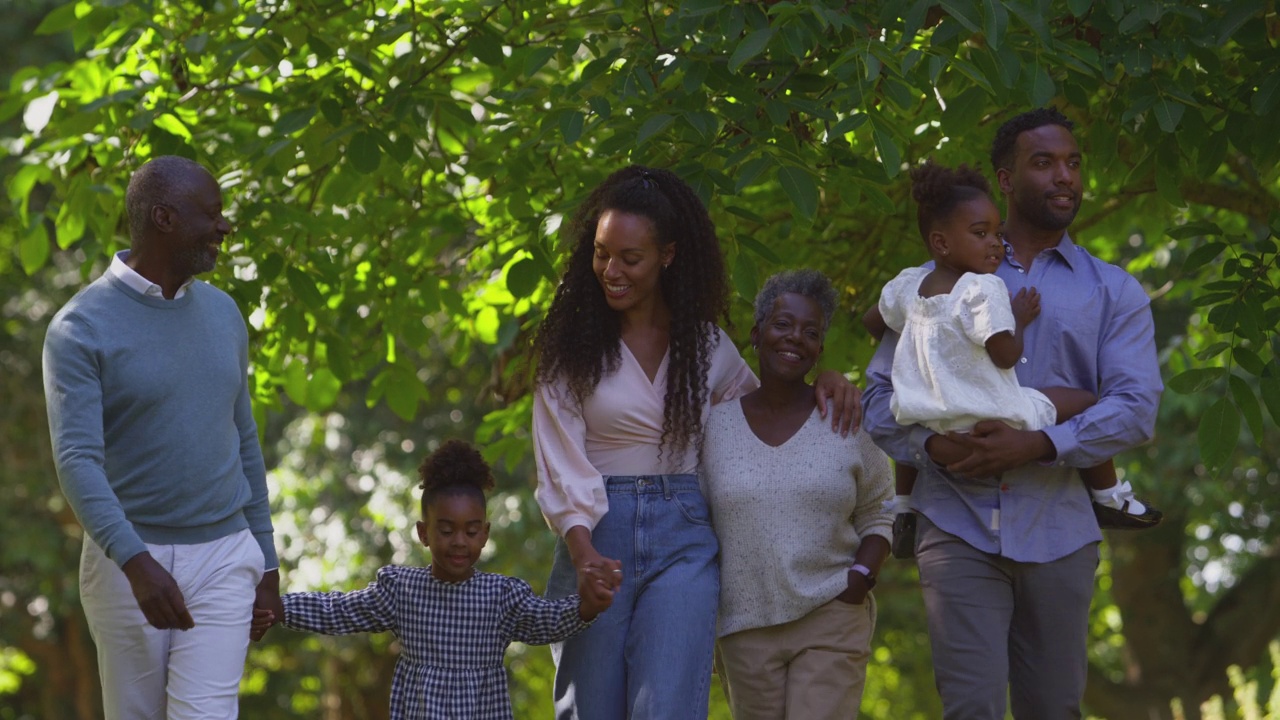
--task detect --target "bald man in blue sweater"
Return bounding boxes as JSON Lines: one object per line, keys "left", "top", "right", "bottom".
{"left": 43, "top": 156, "right": 280, "bottom": 719}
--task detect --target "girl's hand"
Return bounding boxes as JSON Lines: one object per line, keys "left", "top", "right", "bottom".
{"left": 576, "top": 566, "right": 617, "bottom": 620}
{"left": 565, "top": 526, "right": 622, "bottom": 591}
{"left": 1010, "top": 287, "right": 1041, "bottom": 327}
{"left": 250, "top": 607, "right": 277, "bottom": 641}
{"left": 814, "top": 370, "right": 862, "bottom": 437}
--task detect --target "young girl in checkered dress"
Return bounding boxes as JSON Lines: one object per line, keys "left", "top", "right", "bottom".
{"left": 253, "top": 440, "right": 615, "bottom": 719}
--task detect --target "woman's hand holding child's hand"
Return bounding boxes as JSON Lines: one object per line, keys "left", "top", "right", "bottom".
{"left": 576, "top": 564, "right": 618, "bottom": 620}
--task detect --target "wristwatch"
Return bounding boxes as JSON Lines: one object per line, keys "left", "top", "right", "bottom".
{"left": 850, "top": 563, "right": 877, "bottom": 589}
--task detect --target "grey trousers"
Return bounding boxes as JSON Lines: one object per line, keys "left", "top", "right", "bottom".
{"left": 916, "top": 516, "right": 1099, "bottom": 720}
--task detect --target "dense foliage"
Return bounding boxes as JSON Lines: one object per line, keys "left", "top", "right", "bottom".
{"left": 2, "top": 1, "right": 1279, "bottom": 718}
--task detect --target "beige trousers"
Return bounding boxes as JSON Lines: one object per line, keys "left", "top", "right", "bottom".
{"left": 715, "top": 596, "right": 876, "bottom": 720}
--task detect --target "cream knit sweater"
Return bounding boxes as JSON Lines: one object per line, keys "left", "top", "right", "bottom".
{"left": 701, "top": 399, "right": 893, "bottom": 638}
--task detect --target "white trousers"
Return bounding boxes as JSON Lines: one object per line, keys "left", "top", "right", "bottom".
{"left": 80, "top": 529, "right": 265, "bottom": 720}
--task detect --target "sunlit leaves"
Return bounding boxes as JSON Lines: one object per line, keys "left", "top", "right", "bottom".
{"left": 1197, "top": 396, "right": 1240, "bottom": 473}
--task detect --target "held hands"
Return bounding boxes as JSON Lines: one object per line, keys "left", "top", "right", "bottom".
{"left": 565, "top": 528, "right": 620, "bottom": 621}
{"left": 1010, "top": 287, "right": 1041, "bottom": 327}
{"left": 250, "top": 569, "right": 283, "bottom": 642}
{"left": 122, "top": 552, "right": 195, "bottom": 630}
{"left": 576, "top": 561, "right": 619, "bottom": 621}
{"left": 251, "top": 607, "right": 277, "bottom": 639}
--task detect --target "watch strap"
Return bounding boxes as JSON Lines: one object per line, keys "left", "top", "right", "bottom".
{"left": 850, "top": 562, "right": 877, "bottom": 588}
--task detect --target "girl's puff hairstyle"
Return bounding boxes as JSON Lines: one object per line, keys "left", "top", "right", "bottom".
{"left": 418, "top": 439, "right": 494, "bottom": 515}
{"left": 910, "top": 159, "right": 993, "bottom": 246}
{"left": 534, "top": 165, "right": 729, "bottom": 457}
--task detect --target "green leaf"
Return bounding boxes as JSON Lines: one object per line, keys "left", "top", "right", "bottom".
{"left": 1260, "top": 369, "right": 1280, "bottom": 425}
{"left": 1228, "top": 374, "right": 1264, "bottom": 444}
{"left": 469, "top": 28, "right": 504, "bottom": 66}
{"left": 348, "top": 131, "right": 382, "bottom": 174}
{"left": 506, "top": 258, "right": 541, "bottom": 298}
{"left": 982, "top": 0, "right": 1008, "bottom": 49}
{"left": 939, "top": 0, "right": 981, "bottom": 32}
{"left": 274, "top": 107, "right": 316, "bottom": 136}
{"left": 1167, "top": 367, "right": 1225, "bottom": 394}
{"left": 1181, "top": 241, "right": 1225, "bottom": 273}
{"left": 283, "top": 361, "right": 308, "bottom": 406}
{"left": 35, "top": 3, "right": 80, "bottom": 35}
{"left": 286, "top": 266, "right": 325, "bottom": 310}
{"left": 735, "top": 155, "right": 774, "bottom": 194}
{"left": 1194, "top": 342, "right": 1230, "bottom": 362}
{"left": 940, "top": 86, "right": 988, "bottom": 137}
{"left": 873, "top": 128, "right": 901, "bottom": 178}
{"left": 1030, "top": 65, "right": 1055, "bottom": 107}
{"left": 319, "top": 98, "right": 343, "bottom": 126}
{"left": 777, "top": 165, "right": 818, "bottom": 221}
{"left": 474, "top": 306, "right": 499, "bottom": 344}
{"left": 386, "top": 367, "right": 420, "bottom": 421}
{"left": 1251, "top": 71, "right": 1280, "bottom": 116}
{"left": 306, "top": 367, "right": 341, "bottom": 411}
{"left": 19, "top": 222, "right": 50, "bottom": 275}
{"left": 732, "top": 251, "right": 759, "bottom": 302}
{"left": 1231, "top": 345, "right": 1265, "bottom": 377}
{"left": 1166, "top": 219, "right": 1224, "bottom": 240}
{"left": 1155, "top": 164, "right": 1182, "bottom": 207}
{"left": 153, "top": 113, "right": 192, "bottom": 140}
{"left": 1197, "top": 396, "right": 1238, "bottom": 473}
{"left": 636, "top": 113, "right": 673, "bottom": 145}
{"left": 560, "top": 111, "right": 584, "bottom": 145}
{"left": 1067, "top": 0, "right": 1092, "bottom": 16}
{"left": 1152, "top": 97, "right": 1185, "bottom": 133}
{"left": 523, "top": 46, "right": 557, "bottom": 77}
{"left": 728, "top": 28, "right": 775, "bottom": 74}
{"left": 725, "top": 205, "right": 766, "bottom": 223}
{"left": 737, "top": 233, "right": 783, "bottom": 264}
{"left": 1196, "top": 129, "right": 1228, "bottom": 176}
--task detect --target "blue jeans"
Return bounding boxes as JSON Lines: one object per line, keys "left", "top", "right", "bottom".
{"left": 547, "top": 474, "right": 719, "bottom": 720}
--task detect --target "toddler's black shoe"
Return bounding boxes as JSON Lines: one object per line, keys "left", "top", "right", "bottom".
{"left": 1093, "top": 500, "right": 1163, "bottom": 530}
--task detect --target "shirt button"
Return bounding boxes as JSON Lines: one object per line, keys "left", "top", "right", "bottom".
{"left": 1020, "top": 357, "right": 1028, "bottom": 364}
{"left": 1018, "top": 268, "right": 1025, "bottom": 273}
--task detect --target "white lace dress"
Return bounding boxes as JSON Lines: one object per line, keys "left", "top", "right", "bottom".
{"left": 878, "top": 267, "right": 1056, "bottom": 434}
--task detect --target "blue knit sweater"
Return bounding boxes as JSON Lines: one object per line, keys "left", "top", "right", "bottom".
{"left": 43, "top": 273, "right": 277, "bottom": 568}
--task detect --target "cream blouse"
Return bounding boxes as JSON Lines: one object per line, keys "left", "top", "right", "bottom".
{"left": 533, "top": 326, "right": 757, "bottom": 535}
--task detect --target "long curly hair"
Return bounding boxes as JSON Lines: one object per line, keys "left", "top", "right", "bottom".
{"left": 534, "top": 165, "right": 729, "bottom": 457}
{"left": 910, "top": 159, "right": 993, "bottom": 245}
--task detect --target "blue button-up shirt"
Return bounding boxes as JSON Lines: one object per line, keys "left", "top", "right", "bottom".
{"left": 863, "top": 234, "right": 1163, "bottom": 562}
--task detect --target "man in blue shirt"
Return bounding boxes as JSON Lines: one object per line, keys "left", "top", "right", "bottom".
{"left": 44, "top": 156, "right": 280, "bottom": 718}
{"left": 864, "top": 108, "right": 1163, "bottom": 718}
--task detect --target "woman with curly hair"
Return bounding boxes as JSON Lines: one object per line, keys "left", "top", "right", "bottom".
{"left": 532, "top": 165, "right": 859, "bottom": 719}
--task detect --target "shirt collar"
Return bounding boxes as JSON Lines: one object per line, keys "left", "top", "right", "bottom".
{"left": 108, "top": 250, "right": 194, "bottom": 299}
{"left": 1000, "top": 231, "right": 1081, "bottom": 272}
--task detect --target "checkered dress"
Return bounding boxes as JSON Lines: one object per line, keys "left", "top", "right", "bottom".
{"left": 282, "top": 567, "right": 591, "bottom": 719}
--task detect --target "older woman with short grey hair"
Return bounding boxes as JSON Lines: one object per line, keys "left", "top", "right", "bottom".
{"left": 701, "top": 269, "right": 893, "bottom": 719}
